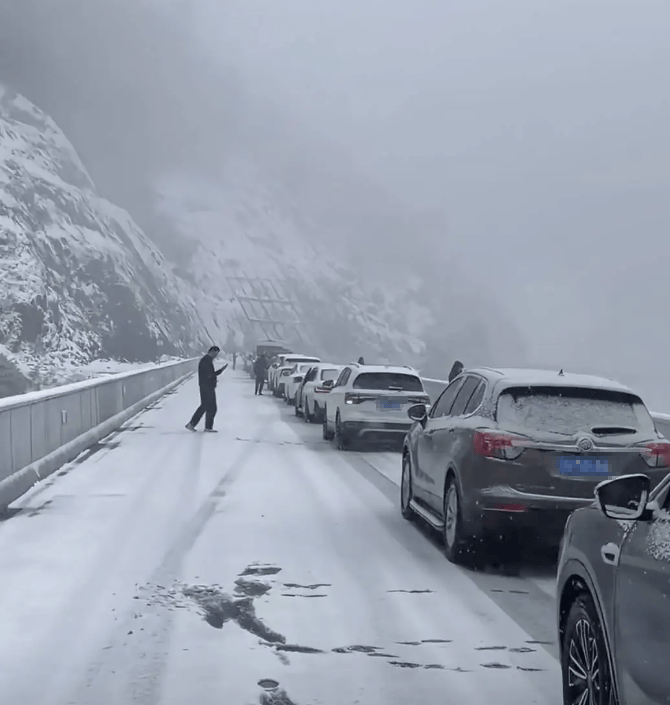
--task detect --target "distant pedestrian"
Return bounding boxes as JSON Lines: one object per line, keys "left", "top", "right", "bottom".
{"left": 254, "top": 353, "right": 268, "bottom": 395}
{"left": 185, "top": 346, "right": 228, "bottom": 432}
{"left": 232, "top": 351, "right": 237, "bottom": 370}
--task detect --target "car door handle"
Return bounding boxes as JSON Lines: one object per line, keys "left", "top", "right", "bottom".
{"left": 600, "top": 542, "right": 620, "bottom": 567}
{"left": 424, "top": 429, "right": 435, "bottom": 437}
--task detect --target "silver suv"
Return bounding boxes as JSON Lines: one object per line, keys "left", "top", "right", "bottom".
{"left": 322, "top": 363, "right": 430, "bottom": 450}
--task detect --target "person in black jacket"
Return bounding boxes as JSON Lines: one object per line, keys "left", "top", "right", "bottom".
{"left": 185, "top": 346, "right": 228, "bottom": 432}
{"left": 253, "top": 353, "right": 268, "bottom": 395}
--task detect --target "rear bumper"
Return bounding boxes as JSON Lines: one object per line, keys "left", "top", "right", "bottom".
{"left": 341, "top": 419, "right": 412, "bottom": 439}
{"left": 472, "top": 486, "right": 593, "bottom": 545}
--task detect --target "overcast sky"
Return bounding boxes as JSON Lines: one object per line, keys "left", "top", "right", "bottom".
{"left": 188, "top": 0, "right": 670, "bottom": 396}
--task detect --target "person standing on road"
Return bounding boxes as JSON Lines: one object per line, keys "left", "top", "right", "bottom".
{"left": 254, "top": 353, "right": 268, "bottom": 395}
{"left": 185, "top": 346, "right": 228, "bottom": 432}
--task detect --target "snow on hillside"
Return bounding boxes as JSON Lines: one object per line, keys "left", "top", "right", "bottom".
{"left": 0, "top": 85, "right": 206, "bottom": 384}
{"left": 154, "top": 162, "right": 428, "bottom": 361}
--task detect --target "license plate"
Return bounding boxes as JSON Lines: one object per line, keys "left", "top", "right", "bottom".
{"left": 377, "top": 396, "right": 407, "bottom": 411}
{"left": 558, "top": 456, "right": 609, "bottom": 477}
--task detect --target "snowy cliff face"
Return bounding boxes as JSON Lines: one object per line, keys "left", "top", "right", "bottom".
{"left": 0, "top": 86, "right": 206, "bottom": 383}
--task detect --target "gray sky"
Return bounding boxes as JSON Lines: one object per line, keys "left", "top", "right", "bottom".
{"left": 191, "top": 0, "right": 670, "bottom": 397}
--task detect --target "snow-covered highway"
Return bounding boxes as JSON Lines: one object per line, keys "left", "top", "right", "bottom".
{"left": 0, "top": 371, "right": 562, "bottom": 705}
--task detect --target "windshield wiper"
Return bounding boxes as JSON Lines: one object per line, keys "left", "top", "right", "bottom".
{"left": 591, "top": 426, "right": 637, "bottom": 435}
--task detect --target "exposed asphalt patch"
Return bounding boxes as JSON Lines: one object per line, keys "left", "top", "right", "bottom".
{"left": 283, "top": 583, "right": 331, "bottom": 590}
{"left": 481, "top": 662, "right": 512, "bottom": 669}
{"left": 387, "top": 589, "right": 434, "bottom": 594}
{"left": 240, "top": 565, "right": 283, "bottom": 577}
{"left": 274, "top": 644, "right": 325, "bottom": 654}
{"left": 388, "top": 661, "right": 422, "bottom": 669}
{"left": 259, "top": 686, "right": 298, "bottom": 705}
{"left": 281, "top": 593, "right": 327, "bottom": 598}
{"left": 509, "top": 646, "right": 536, "bottom": 653}
{"left": 74, "top": 440, "right": 121, "bottom": 464}
{"left": 527, "top": 639, "right": 554, "bottom": 645}
{"left": 421, "top": 638, "right": 452, "bottom": 644}
{"left": 235, "top": 578, "right": 272, "bottom": 597}
{"left": 24, "top": 499, "right": 53, "bottom": 517}
{"left": 475, "top": 645, "right": 507, "bottom": 651}
{"left": 183, "top": 585, "right": 286, "bottom": 643}
{"left": 517, "top": 666, "right": 544, "bottom": 672}
{"left": 332, "top": 645, "right": 383, "bottom": 654}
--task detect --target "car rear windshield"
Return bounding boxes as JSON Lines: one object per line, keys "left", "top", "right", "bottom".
{"left": 496, "top": 386, "right": 655, "bottom": 436}
{"left": 353, "top": 373, "right": 424, "bottom": 392}
{"left": 320, "top": 368, "right": 339, "bottom": 381}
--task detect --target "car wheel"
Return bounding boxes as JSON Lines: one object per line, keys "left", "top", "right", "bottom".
{"left": 322, "top": 408, "right": 334, "bottom": 440}
{"left": 335, "top": 412, "right": 350, "bottom": 450}
{"left": 400, "top": 452, "right": 415, "bottom": 520}
{"left": 443, "top": 477, "right": 472, "bottom": 564}
{"left": 562, "top": 593, "right": 618, "bottom": 705}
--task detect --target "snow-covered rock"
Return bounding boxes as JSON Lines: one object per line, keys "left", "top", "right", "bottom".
{"left": 0, "top": 85, "right": 206, "bottom": 385}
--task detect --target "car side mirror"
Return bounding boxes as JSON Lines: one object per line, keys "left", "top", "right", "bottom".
{"left": 407, "top": 403, "right": 428, "bottom": 425}
{"left": 322, "top": 379, "right": 334, "bottom": 389}
{"left": 595, "top": 474, "right": 651, "bottom": 521}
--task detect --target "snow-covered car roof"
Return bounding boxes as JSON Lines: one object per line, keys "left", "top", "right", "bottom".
{"left": 350, "top": 364, "right": 420, "bottom": 376}
{"left": 472, "top": 367, "right": 634, "bottom": 394}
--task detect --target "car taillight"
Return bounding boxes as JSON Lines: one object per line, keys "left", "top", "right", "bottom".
{"left": 345, "top": 393, "right": 374, "bottom": 404}
{"left": 487, "top": 503, "right": 528, "bottom": 512}
{"left": 315, "top": 386, "right": 331, "bottom": 393}
{"left": 639, "top": 440, "right": 670, "bottom": 468}
{"left": 473, "top": 430, "right": 527, "bottom": 460}
{"left": 408, "top": 395, "right": 430, "bottom": 404}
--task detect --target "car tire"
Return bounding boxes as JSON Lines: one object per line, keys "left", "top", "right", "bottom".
{"left": 322, "top": 409, "right": 335, "bottom": 440}
{"left": 335, "top": 412, "right": 350, "bottom": 450}
{"left": 562, "top": 593, "right": 618, "bottom": 705}
{"left": 443, "top": 477, "right": 473, "bottom": 564}
{"left": 400, "top": 452, "right": 415, "bottom": 520}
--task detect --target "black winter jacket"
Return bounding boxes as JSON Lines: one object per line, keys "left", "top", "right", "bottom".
{"left": 198, "top": 355, "right": 224, "bottom": 389}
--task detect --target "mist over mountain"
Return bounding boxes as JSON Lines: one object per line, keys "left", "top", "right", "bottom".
{"left": 0, "top": 0, "right": 526, "bottom": 382}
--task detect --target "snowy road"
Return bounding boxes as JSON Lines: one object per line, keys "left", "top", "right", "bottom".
{"left": 0, "top": 372, "right": 562, "bottom": 705}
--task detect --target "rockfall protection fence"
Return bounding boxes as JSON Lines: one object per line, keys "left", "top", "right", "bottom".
{"left": 0, "top": 357, "right": 198, "bottom": 511}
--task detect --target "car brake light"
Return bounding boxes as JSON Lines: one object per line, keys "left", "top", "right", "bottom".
{"left": 345, "top": 393, "right": 374, "bottom": 404}
{"left": 473, "top": 430, "right": 527, "bottom": 460}
{"left": 639, "top": 441, "right": 670, "bottom": 468}
{"left": 315, "top": 385, "right": 331, "bottom": 393}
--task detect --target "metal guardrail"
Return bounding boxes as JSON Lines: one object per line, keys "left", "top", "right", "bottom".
{"left": 420, "top": 376, "right": 670, "bottom": 440}
{"left": 0, "top": 357, "right": 198, "bottom": 510}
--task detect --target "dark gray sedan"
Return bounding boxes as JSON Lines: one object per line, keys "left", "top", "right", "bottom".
{"left": 557, "top": 471, "right": 670, "bottom": 704}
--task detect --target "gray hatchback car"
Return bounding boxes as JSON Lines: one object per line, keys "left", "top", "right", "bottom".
{"left": 401, "top": 367, "right": 669, "bottom": 564}
{"left": 557, "top": 470, "right": 670, "bottom": 704}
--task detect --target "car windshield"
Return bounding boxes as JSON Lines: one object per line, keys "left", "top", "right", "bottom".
{"left": 352, "top": 372, "right": 424, "bottom": 392}
{"left": 320, "top": 368, "right": 340, "bottom": 381}
{"left": 497, "top": 386, "right": 656, "bottom": 436}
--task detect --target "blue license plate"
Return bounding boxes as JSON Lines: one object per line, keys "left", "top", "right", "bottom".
{"left": 377, "top": 396, "right": 406, "bottom": 411}
{"left": 558, "top": 456, "right": 609, "bottom": 477}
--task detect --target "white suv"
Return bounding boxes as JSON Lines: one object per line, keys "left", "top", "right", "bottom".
{"left": 323, "top": 363, "right": 430, "bottom": 449}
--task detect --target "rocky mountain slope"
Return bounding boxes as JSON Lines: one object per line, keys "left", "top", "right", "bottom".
{"left": 0, "top": 85, "right": 207, "bottom": 386}
{"left": 0, "top": 83, "right": 524, "bottom": 388}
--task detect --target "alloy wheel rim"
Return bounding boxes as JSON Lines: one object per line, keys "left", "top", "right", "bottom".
{"left": 567, "top": 618, "right": 603, "bottom": 705}
{"left": 445, "top": 486, "right": 458, "bottom": 547}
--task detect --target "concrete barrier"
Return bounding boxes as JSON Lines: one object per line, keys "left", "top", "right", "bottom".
{"left": 421, "top": 376, "right": 670, "bottom": 439}
{"left": 0, "top": 357, "right": 198, "bottom": 510}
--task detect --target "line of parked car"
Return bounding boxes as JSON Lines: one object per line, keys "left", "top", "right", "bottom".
{"left": 254, "top": 352, "right": 670, "bottom": 704}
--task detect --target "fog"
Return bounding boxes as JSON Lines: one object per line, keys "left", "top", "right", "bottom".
{"left": 2, "top": 0, "right": 670, "bottom": 404}
{"left": 192, "top": 0, "right": 670, "bottom": 402}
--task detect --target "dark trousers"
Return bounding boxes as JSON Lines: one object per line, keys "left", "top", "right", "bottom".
{"left": 255, "top": 376, "right": 265, "bottom": 394}
{"left": 190, "top": 386, "right": 217, "bottom": 429}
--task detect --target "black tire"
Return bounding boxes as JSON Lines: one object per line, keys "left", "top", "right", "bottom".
{"left": 443, "top": 477, "right": 472, "bottom": 564}
{"left": 400, "top": 452, "right": 415, "bottom": 520}
{"left": 561, "top": 593, "right": 618, "bottom": 705}
{"left": 335, "top": 412, "right": 350, "bottom": 450}
{"left": 322, "top": 409, "right": 334, "bottom": 440}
